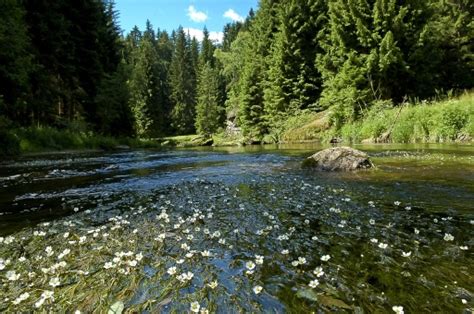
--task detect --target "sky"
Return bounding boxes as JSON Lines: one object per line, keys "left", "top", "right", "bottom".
{"left": 115, "top": 0, "right": 259, "bottom": 43}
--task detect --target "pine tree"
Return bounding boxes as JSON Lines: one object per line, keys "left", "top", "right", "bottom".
{"left": 195, "top": 62, "right": 223, "bottom": 135}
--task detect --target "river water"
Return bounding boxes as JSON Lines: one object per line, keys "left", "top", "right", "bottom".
{"left": 0, "top": 143, "right": 473, "bottom": 312}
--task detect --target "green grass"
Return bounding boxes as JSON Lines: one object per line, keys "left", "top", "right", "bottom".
{"left": 0, "top": 126, "right": 163, "bottom": 158}
{"left": 274, "top": 92, "right": 473, "bottom": 144}
{"left": 337, "top": 92, "right": 473, "bottom": 143}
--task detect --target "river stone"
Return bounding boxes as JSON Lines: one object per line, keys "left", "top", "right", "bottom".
{"left": 303, "top": 146, "right": 373, "bottom": 171}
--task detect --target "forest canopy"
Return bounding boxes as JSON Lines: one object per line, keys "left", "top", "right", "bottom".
{"left": 0, "top": 0, "right": 472, "bottom": 142}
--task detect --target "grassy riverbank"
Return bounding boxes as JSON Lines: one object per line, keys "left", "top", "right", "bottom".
{"left": 280, "top": 92, "right": 474, "bottom": 144}
{"left": 0, "top": 126, "right": 161, "bottom": 158}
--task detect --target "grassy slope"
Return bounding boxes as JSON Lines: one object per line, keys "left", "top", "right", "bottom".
{"left": 282, "top": 92, "right": 474, "bottom": 144}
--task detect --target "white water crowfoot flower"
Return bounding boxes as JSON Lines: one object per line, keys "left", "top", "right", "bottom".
{"left": 459, "top": 246, "right": 468, "bottom": 250}
{"left": 255, "top": 255, "right": 264, "bottom": 265}
{"left": 321, "top": 255, "right": 331, "bottom": 262}
{"left": 177, "top": 271, "right": 194, "bottom": 282}
{"left": 12, "top": 292, "right": 30, "bottom": 305}
{"left": 402, "top": 251, "right": 412, "bottom": 257}
{"left": 281, "top": 249, "right": 289, "bottom": 255}
{"left": 246, "top": 261, "right": 256, "bottom": 271}
{"left": 208, "top": 280, "right": 218, "bottom": 289}
{"left": 443, "top": 233, "right": 454, "bottom": 241}
{"left": 394, "top": 201, "right": 401, "bottom": 206}
{"left": 49, "top": 277, "right": 61, "bottom": 287}
{"left": 201, "top": 250, "right": 212, "bottom": 257}
{"left": 378, "top": 243, "right": 388, "bottom": 249}
{"left": 313, "top": 267, "right": 324, "bottom": 277}
{"left": 167, "top": 266, "right": 177, "bottom": 275}
{"left": 253, "top": 285, "right": 263, "bottom": 294}
{"left": 45, "top": 246, "right": 54, "bottom": 257}
{"left": 190, "top": 301, "right": 200, "bottom": 313}
{"left": 6, "top": 270, "right": 20, "bottom": 281}
{"left": 309, "top": 279, "right": 319, "bottom": 288}
{"left": 35, "top": 290, "right": 54, "bottom": 308}
{"left": 392, "top": 305, "right": 404, "bottom": 314}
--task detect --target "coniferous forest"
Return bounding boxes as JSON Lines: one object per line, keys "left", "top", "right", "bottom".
{"left": 0, "top": 0, "right": 473, "bottom": 155}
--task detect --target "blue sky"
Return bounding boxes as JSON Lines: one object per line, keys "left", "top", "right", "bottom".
{"left": 115, "top": 0, "right": 258, "bottom": 42}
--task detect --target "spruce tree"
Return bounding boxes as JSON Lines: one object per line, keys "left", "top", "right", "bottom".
{"left": 195, "top": 62, "right": 222, "bottom": 135}
{"left": 169, "top": 27, "right": 196, "bottom": 134}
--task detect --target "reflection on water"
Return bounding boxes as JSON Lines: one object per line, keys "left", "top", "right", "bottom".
{"left": 0, "top": 143, "right": 472, "bottom": 312}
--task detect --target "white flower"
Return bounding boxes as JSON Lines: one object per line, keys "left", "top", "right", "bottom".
{"left": 402, "top": 251, "right": 412, "bottom": 257}
{"left": 369, "top": 219, "right": 375, "bottom": 225}
{"left": 190, "top": 301, "right": 200, "bottom": 313}
{"left": 461, "top": 299, "right": 467, "bottom": 304}
{"left": 443, "top": 233, "right": 454, "bottom": 241}
{"left": 104, "top": 262, "right": 115, "bottom": 269}
{"left": 255, "top": 255, "right": 264, "bottom": 265}
{"left": 370, "top": 238, "right": 378, "bottom": 244}
{"left": 201, "top": 250, "right": 211, "bottom": 257}
{"left": 19, "top": 257, "right": 27, "bottom": 262}
{"left": 304, "top": 219, "right": 310, "bottom": 224}
{"left": 378, "top": 243, "right": 388, "bottom": 249}
{"left": 49, "top": 277, "right": 60, "bottom": 287}
{"left": 313, "top": 267, "right": 324, "bottom": 277}
{"left": 321, "top": 255, "right": 331, "bottom": 262}
{"left": 394, "top": 201, "right": 401, "bottom": 206}
{"left": 6, "top": 270, "right": 20, "bottom": 281}
{"left": 79, "top": 236, "right": 87, "bottom": 244}
{"left": 414, "top": 228, "right": 420, "bottom": 235}
{"left": 312, "top": 236, "right": 318, "bottom": 241}
{"left": 218, "top": 238, "right": 226, "bottom": 244}
{"left": 58, "top": 248, "right": 71, "bottom": 259}
{"left": 208, "top": 280, "right": 218, "bottom": 289}
{"left": 63, "top": 232, "right": 70, "bottom": 238}
{"left": 45, "top": 246, "right": 54, "bottom": 257}
{"left": 167, "top": 266, "right": 177, "bottom": 275}
{"left": 181, "top": 243, "right": 190, "bottom": 251}
{"left": 291, "top": 261, "right": 299, "bottom": 267}
{"left": 281, "top": 249, "right": 289, "bottom": 255}
{"left": 298, "top": 257, "right": 307, "bottom": 264}
{"left": 460, "top": 246, "right": 468, "bottom": 250}
{"left": 392, "top": 305, "right": 404, "bottom": 314}
{"left": 309, "top": 279, "right": 319, "bottom": 288}
{"left": 135, "top": 253, "right": 143, "bottom": 261}
{"left": 246, "top": 261, "right": 256, "bottom": 271}
{"left": 12, "top": 292, "right": 30, "bottom": 305}
{"left": 253, "top": 285, "right": 263, "bottom": 294}
{"left": 127, "top": 260, "right": 138, "bottom": 267}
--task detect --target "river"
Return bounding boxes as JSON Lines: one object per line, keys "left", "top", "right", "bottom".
{"left": 0, "top": 143, "right": 473, "bottom": 312}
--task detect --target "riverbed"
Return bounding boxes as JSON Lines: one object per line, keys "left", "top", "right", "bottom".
{"left": 0, "top": 143, "right": 473, "bottom": 312}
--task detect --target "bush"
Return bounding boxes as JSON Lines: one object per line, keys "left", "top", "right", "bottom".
{"left": 436, "top": 104, "right": 469, "bottom": 141}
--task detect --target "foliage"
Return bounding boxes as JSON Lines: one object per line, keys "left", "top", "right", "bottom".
{"left": 195, "top": 63, "right": 223, "bottom": 135}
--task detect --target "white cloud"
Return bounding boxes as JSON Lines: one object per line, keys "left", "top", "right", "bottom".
{"left": 223, "top": 9, "right": 244, "bottom": 23}
{"left": 183, "top": 28, "right": 224, "bottom": 44}
{"left": 187, "top": 5, "right": 208, "bottom": 23}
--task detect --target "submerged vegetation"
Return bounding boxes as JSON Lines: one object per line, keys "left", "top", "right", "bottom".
{"left": 0, "top": 171, "right": 472, "bottom": 312}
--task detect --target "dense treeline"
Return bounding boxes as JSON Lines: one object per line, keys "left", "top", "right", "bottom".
{"left": 0, "top": 0, "right": 472, "bottom": 147}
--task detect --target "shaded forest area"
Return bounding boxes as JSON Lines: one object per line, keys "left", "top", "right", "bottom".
{"left": 0, "top": 0, "right": 473, "bottom": 153}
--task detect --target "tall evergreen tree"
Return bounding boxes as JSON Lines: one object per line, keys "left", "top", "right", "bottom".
{"left": 169, "top": 27, "right": 196, "bottom": 134}
{"left": 264, "top": 0, "right": 327, "bottom": 133}
{"left": 195, "top": 62, "right": 223, "bottom": 135}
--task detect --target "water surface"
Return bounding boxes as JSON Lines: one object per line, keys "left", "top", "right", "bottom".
{"left": 0, "top": 143, "right": 472, "bottom": 312}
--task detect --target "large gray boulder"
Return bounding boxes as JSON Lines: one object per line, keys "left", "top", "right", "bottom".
{"left": 303, "top": 146, "right": 373, "bottom": 171}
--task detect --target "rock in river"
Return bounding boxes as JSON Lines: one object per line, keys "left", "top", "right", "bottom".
{"left": 303, "top": 146, "right": 374, "bottom": 171}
